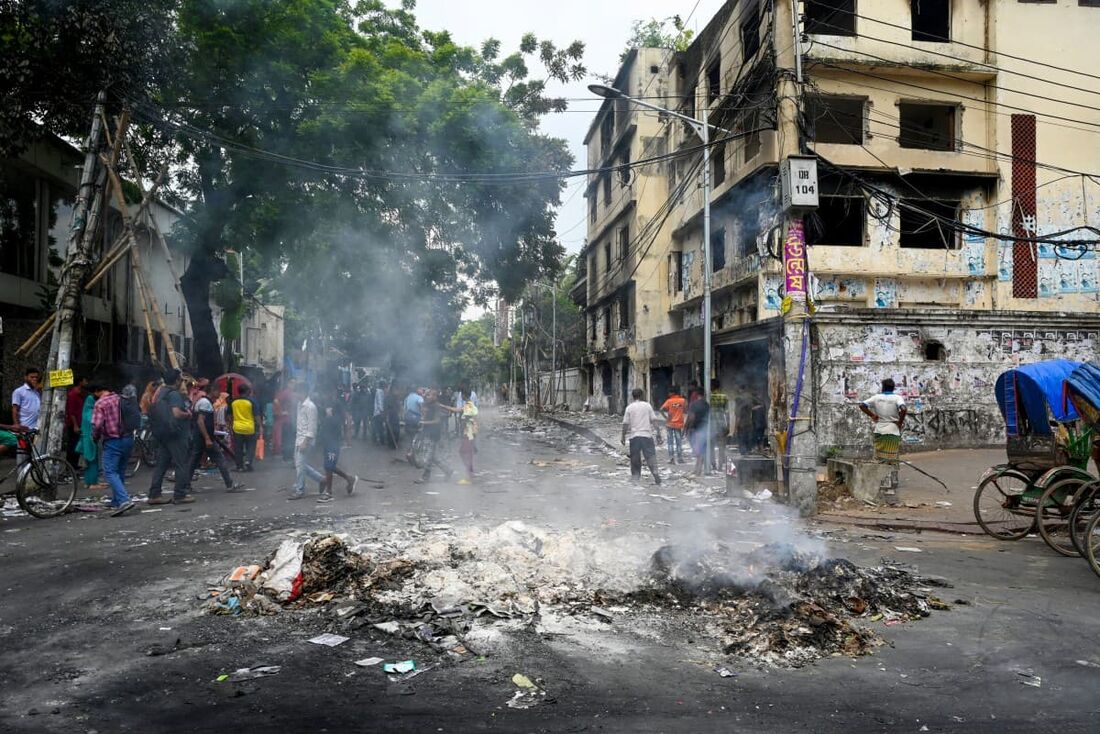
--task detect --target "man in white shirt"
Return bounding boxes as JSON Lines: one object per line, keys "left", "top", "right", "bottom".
{"left": 373, "top": 382, "right": 386, "bottom": 445}
{"left": 621, "top": 388, "right": 663, "bottom": 485}
{"left": 288, "top": 385, "right": 324, "bottom": 500}
{"left": 859, "top": 378, "right": 907, "bottom": 461}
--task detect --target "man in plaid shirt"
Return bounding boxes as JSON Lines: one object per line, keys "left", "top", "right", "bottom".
{"left": 92, "top": 384, "right": 136, "bottom": 516}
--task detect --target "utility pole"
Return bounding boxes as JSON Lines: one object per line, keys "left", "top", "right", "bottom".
{"left": 41, "top": 92, "right": 109, "bottom": 456}
{"left": 550, "top": 281, "right": 557, "bottom": 407}
{"left": 776, "top": 0, "right": 818, "bottom": 516}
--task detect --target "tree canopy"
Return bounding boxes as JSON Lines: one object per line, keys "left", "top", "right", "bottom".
{"left": 620, "top": 16, "right": 694, "bottom": 61}
{"left": 2, "top": 0, "right": 584, "bottom": 379}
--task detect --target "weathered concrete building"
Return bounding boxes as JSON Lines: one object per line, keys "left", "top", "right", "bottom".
{"left": 577, "top": 0, "right": 1100, "bottom": 455}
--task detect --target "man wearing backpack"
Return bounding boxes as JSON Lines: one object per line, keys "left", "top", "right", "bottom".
{"left": 147, "top": 368, "right": 194, "bottom": 504}
{"left": 92, "top": 382, "right": 140, "bottom": 516}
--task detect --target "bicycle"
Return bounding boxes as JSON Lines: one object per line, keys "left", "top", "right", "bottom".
{"left": 125, "top": 426, "right": 161, "bottom": 478}
{"left": 406, "top": 427, "right": 430, "bottom": 469}
{"left": 0, "top": 430, "right": 79, "bottom": 518}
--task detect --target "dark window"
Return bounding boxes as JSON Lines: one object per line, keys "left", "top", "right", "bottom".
{"left": 899, "top": 199, "right": 961, "bottom": 249}
{"left": 806, "top": 96, "right": 865, "bottom": 144}
{"left": 1080, "top": 0, "right": 1100, "bottom": 6}
{"left": 711, "top": 228, "right": 726, "bottom": 272}
{"left": 713, "top": 143, "right": 726, "bottom": 186}
{"left": 589, "top": 193, "right": 597, "bottom": 223}
{"left": 741, "top": 4, "right": 761, "bottom": 62}
{"left": 912, "top": 0, "right": 950, "bottom": 42}
{"left": 650, "top": 64, "right": 660, "bottom": 73}
{"left": 600, "top": 111, "right": 614, "bottom": 151}
{"left": 618, "top": 226, "right": 629, "bottom": 261}
{"left": 671, "top": 251, "right": 683, "bottom": 293}
{"left": 601, "top": 363, "right": 612, "bottom": 395}
{"left": 736, "top": 215, "right": 760, "bottom": 257}
{"left": 805, "top": 0, "right": 856, "bottom": 36}
{"left": 603, "top": 174, "right": 612, "bottom": 205}
{"left": 806, "top": 197, "right": 866, "bottom": 246}
{"left": 618, "top": 295, "right": 630, "bottom": 328}
{"left": 604, "top": 241, "right": 612, "bottom": 272}
{"left": 589, "top": 315, "right": 597, "bottom": 342}
{"left": 0, "top": 168, "right": 38, "bottom": 279}
{"left": 618, "top": 151, "right": 630, "bottom": 187}
{"left": 924, "top": 340, "right": 946, "bottom": 360}
{"left": 707, "top": 56, "right": 721, "bottom": 104}
{"left": 899, "top": 103, "right": 956, "bottom": 150}
{"left": 602, "top": 307, "right": 611, "bottom": 337}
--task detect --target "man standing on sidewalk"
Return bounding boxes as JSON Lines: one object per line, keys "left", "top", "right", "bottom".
{"left": 859, "top": 378, "right": 907, "bottom": 461}
{"left": 288, "top": 384, "right": 324, "bottom": 500}
{"left": 91, "top": 382, "right": 137, "bottom": 516}
{"left": 147, "top": 368, "right": 194, "bottom": 505}
{"left": 621, "top": 388, "right": 662, "bottom": 485}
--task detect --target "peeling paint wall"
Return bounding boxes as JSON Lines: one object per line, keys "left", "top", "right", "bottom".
{"left": 815, "top": 322, "right": 1100, "bottom": 453}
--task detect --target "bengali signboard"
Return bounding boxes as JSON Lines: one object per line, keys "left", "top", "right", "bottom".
{"left": 784, "top": 219, "right": 807, "bottom": 302}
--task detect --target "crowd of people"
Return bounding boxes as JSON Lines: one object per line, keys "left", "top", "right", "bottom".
{"left": 2, "top": 364, "right": 484, "bottom": 514}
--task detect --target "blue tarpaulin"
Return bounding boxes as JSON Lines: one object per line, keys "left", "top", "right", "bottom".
{"left": 1066, "top": 363, "right": 1100, "bottom": 428}
{"left": 995, "top": 359, "right": 1082, "bottom": 436}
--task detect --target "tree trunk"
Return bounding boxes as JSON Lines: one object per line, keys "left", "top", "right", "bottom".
{"left": 41, "top": 93, "right": 108, "bottom": 456}
{"left": 181, "top": 246, "right": 229, "bottom": 379}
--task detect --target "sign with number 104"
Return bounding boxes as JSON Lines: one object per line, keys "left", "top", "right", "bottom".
{"left": 781, "top": 156, "right": 819, "bottom": 210}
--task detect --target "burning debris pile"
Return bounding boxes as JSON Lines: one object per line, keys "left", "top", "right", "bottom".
{"left": 644, "top": 542, "right": 950, "bottom": 667}
{"left": 206, "top": 522, "right": 951, "bottom": 668}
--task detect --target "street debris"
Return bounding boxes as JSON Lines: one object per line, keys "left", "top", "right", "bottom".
{"left": 224, "top": 665, "right": 281, "bottom": 682}
{"left": 383, "top": 660, "right": 416, "bottom": 674}
{"left": 205, "top": 519, "right": 950, "bottom": 670}
{"left": 894, "top": 547, "right": 923, "bottom": 553}
{"left": 508, "top": 673, "right": 548, "bottom": 709}
{"left": 354, "top": 657, "right": 385, "bottom": 667}
{"left": 1016, "top": 669, "right": 1042, "bottom": 688}
{"left": 308, "top": 633, "right": 350, "bottom": 647}
{"left": 714, "top": 666, "right": 736, "bottom": 678}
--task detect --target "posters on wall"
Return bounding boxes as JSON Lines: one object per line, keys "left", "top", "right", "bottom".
{"left": 873, "top": 278, "right": 897, "bottom": 308}
{"left": 762, "top": 274, "right": 784, "bottom": 311}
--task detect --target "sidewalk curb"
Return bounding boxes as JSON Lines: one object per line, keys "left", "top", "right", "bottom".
{"left": 817, "top": 513, "right": 981, "bottom": 536}
{"left": 542, "top": 415, "right": 622, "bottom": 453}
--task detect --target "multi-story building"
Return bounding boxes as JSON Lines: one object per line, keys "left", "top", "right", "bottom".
{"left": 576, "top": 0, "right": 1100, "bottom": 455}
{"left": 0, "top": 132, "right": 283, "bottom": 397}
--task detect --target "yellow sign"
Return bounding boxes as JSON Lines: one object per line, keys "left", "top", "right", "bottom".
{"left": 49, "top": 369, "right": 74, "bottom": 388}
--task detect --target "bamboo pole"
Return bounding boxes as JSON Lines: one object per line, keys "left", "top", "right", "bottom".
{"left": 102, "top": 159, "right": 180, "bottom": 370}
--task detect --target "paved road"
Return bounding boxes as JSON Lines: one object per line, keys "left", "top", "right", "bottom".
{"left": 1, "top": 409, "right": 1098, "bottom": 732}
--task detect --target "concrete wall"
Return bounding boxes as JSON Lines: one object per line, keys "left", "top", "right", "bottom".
{"left": 536, "top": 367, "right": 586, "bottom": 411}
{"left": 815, "top": 316, "right": 1100, "bottom": 453}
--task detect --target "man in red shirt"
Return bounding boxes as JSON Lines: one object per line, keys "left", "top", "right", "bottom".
{"left": 660, "top": 385, "right": 687, "bottom": 464}
{"left": 64, "top": 376, "right": 87, "bottom": 470}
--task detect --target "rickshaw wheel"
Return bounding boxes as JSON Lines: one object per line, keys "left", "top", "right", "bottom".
{"left": 973, "top": 469, "right": 1036, "bottom": 540}
{"left": 1036, "top": 476, "right": 1089, "bottom": 557}
{"left": 1068, "top": 480, "right": 1100, "bottom": 556}
{"left": 1084, "top": 511, "right": 1100, "bottom": 579}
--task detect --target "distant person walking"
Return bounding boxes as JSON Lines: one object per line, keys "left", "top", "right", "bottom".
{"left": 272, "top": 379, "right": 294, "bottom": 458}
{"left": 91, "top": 382, "right": 139, "bottom": 516}
{"left": 147, "top": 368, "right": 194, "bottom": 504}
{"left": 403, "top": 386, "right": 424, "bottom": 445}
{"left": 660, "top": 385, "right": 687, "bottom": 464}
{"left": 316, "top": 393, "right": 358, "bottom": 503}
{"left": 230, "top": 384, "right": 261, "bottom": 471}
{"left": 684, "top": 387, "right": 711, "bottom": 476}
{"left": 416, "top": 390, "right": 454, "bottom": 483}
{"left": 76, "top": 386, "right": 102, "bottom": 489}
{"left": 456, "top": 390, "right": 479, "bottom": 485}
{"left": 859, "top": 378, "right": 907, "bottom": 462}
{"left": 621, "top": 389, "right": 662, "bottom": 485}
{"left": 288, "top": 384, "right": 324, "bottom": 500}
{"left": 384, "top": 384, "right": 401, "bottom": 449}
{"left": 64, "top": 375, "right": 88, "bottom": 471}
{"left": 372, "top": 381, "right": 386, "bottom": 445}
{"left": 190, "top": 382, "right": 243, "bottom": 494}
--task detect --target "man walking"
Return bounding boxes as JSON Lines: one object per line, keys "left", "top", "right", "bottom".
{"left": 416, "top": 390, "right": 453, "bottom": 484}
{"left": 372, "top": 381, "right": 386, "bottom": 445}
{"left": 859, "top": 378, "right": 907, "bottom": 461}
{"left": 685, "top": 386, "right": 711, "bottom": 476}
{"left": 230, "top": 384, "right": 261, "bottom": 471}
{"left": 316, "top": 394, "right": 358, "bottom": 503}
{"left": 190, "top": 382, "right": 244, "bottom": 494}
{"left": 403, "top": 386, "right": 424, "bottom": 445}
{"left": 91, "top": 382, "right": 139, "bottom": 516}
{"left": 621, "top": 388, "right": 662, "bottom": 485}
{"left": 288, "top": 384, "right": 324, "bottom": 500}
{"left": 660, "top": 385, "right": 687, "bottom": 464}
{"left": 147, "top": 368, "right": 194, "bottom": 505}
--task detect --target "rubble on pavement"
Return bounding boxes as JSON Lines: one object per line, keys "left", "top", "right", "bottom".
{"left": 205, "top": 518, "right": 951, "bottom": 669}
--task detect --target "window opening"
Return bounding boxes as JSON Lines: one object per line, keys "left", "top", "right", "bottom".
{"left": 899, "top": 102, "right": 956, "bottom": 151}
{"left": 805, "top": 0, "right": 857, "bottom": 36}
{"left": 899, "top": 199, "right": 961, "bottom": 249}
{"left": 912, "top": 0, "right": 950, "bottom": 42}
{"left": 806, "top": 196, "right": 866, "bottom": 246}
{"left": 806, "top": 96, "right": 865, "bottom": 144}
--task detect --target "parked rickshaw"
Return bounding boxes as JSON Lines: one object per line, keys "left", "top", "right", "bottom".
{"left": 973, "top": 360, "right": 1094, "bottom": 543}
{"left": 1062, "top": 363, "right": 1100, "bottom": 575}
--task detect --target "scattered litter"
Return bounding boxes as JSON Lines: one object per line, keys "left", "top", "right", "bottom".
{"left": 308, "top": 633, "right": 349, "bottom": 647}
{"left": 508, "top": 673, "right": 547, "bottom": 709}
{"left": 649, "top": 494, "right": 679, "bottom": 502}
{"left": 262, "top": 540, "right": 305, "bottom": 602}
{"left": 1016, "top": 669, "right": 1042, "bottom": 688}
{"left": 714, "top": 666, "right": 736, "bottom": 678}
{"left": 354, "top": 657, "right": 385, "bottom": 667}
{"left": 1076, "top": 659, "right": 1100, "bottom": 669}
{"left": 590, "top": 606, "right": 614, "bottom": 621}
{"left": 141, "top": 508, "right": 163, "bottom": 514}
{"left": 894, "top": 547, "right": 922, "bottom": 553}
{"left": 935, "top": 501, "right": 953, "bottom": 507}
{"left": 383, "top": 660, "right": 416, "bottom": 674}
{"left": 226, "top": 665, "right": 281, "bottom": 682}
{"left": 228, "top": 565, "right": 262, "bottom": 584}
{"left": 373, "top": 621, "right": 401, "bottom": 634}
{"left": 158, "top": 626, "right": 172, "bottom": 631}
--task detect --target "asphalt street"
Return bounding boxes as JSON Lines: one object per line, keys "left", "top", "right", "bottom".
{"left": 1, "top": 408, "right": 1099, "bottom": 733}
